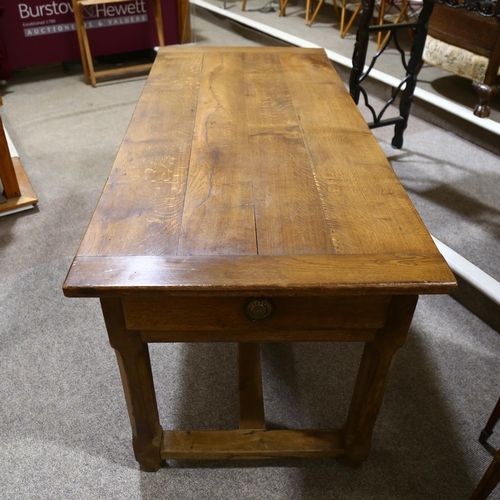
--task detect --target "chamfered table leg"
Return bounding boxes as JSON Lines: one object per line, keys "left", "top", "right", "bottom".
{"left": 341, "top": 294, "right": 418, "bottom": 467}
{"left": 100, "top": 298, "right": 164, "bottom": 472}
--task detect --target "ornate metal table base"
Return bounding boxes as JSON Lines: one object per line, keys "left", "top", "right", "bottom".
{"left": 349, "top": 0, "right": 500, "bottom": 149}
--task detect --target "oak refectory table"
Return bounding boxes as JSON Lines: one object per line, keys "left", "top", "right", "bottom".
{"left": 63, "top": 46, "right": 457, "bottom": 471}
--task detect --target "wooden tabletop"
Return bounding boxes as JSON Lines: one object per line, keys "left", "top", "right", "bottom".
{"left": 64, "top": 46, "right": 456, "bottom": 297}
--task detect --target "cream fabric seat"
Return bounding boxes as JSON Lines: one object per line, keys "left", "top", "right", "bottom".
{"left": 420, "top": 3, "right": 500, "bottom": 118}
{"left": 423, "top": 35, "right": 500, "bottom": 84}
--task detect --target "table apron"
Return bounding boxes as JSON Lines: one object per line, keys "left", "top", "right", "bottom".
{"left": 122, "top": 295, "right": 392, "bottom": 337}
{"left": 140, "top": 328, "right": 378, "bottom": 342}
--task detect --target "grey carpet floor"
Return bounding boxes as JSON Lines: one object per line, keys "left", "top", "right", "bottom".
{"left": 1, "top": 5, "right": 500, "bottom": 499}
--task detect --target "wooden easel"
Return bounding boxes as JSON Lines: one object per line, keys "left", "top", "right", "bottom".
{"left": 0, "top": 96, "right": 38, "bottom": 216}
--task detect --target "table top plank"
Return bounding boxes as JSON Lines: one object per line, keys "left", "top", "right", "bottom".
{"left": 279, "top": 51, "right": 435, "bottom": 255}
{"left": 177, "top": 52, "right": 257, "bottom": 256}
{"left": 242, "top": 51, "right": 336, "bottom": 255}
{"left": 78, "top": 52, "right": 204, "bottom": 257}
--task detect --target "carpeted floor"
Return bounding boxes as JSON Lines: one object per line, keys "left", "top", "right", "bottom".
{"left": 1, "top": 4, "right": 500, "bottom": 499}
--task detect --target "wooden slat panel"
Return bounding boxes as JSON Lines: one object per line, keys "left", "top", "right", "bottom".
{"left": 161, "top": 429, "right": 344, "bottom": 459}
{"left": 122, "top": 295, "right": 390, "bottom": 331}
{"left": 141, "top": 329, "right": 378, "bottom": 343}
{"left": 78, "top": 52, "right": 203, "bottom": 256}
{"left": 177, "top": 52, "right": 257, "bottom": 256}
{"left": 280, "top": 51, "right": 438, "bottom": 256}
{"left": 63, "top": 254, "right": 457, "bottom": 297}
{"left": 238, "top": 343, "right": 266, "bottom": 430}
{"left": 243, "top": 52, "right": 335, "bottom": 255}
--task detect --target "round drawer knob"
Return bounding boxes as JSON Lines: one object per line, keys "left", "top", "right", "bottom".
{"left": 243, "top": 297, "right": 275, "bottom": 322}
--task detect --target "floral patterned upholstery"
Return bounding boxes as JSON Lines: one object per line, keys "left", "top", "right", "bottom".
{"left": 422, "top": 35, "right": 500, "bottom": 84}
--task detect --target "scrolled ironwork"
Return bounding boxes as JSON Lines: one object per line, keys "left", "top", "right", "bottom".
{"left": 349, "top": 0, "right": 498, "bottom": 148}
{"left": 349, "top": 0, "right": 436, "bottom": 148}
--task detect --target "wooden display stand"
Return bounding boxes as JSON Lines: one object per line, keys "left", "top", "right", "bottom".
{"left": 0, "top": 99, "right": 38, "bottom": 216}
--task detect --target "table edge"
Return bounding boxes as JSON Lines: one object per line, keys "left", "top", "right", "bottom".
{"left": 62, "top": 254, "right": 457, "bottom": 297}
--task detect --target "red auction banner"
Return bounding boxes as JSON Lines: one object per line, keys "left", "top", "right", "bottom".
{"left": 0, "top": 0, "right": 179, "bottom": 70}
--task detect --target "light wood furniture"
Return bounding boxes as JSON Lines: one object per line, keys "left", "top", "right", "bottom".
{"left": 305, "top": 0, "right": 359, "bottom": 34}
{"left": 177, "top": 0, "right": 191, "bottom": 44}
{"left": 278, "top": 0, "right": 341, "bottom": 25}
{"left": 63, "top": 46, "right": 456, "bottom": 471}
{"left": 376, "top": 0, "right": 417, "bottom": 49}
{"left": 305, "top": 0, "right": 415, "bottom": 43}
{"left": 71, "top": 0, "right": 165, "bottom": 87}
{"left": 0, "top": 99, "right": 38, "bottom": 216}
{"left": 278, "top": 0, "right": 344, "bottom": 29}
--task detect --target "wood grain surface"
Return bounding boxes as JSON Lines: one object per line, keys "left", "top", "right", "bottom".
{"left": 161, "top": 429, "right": 344, "bottom": 460}
{"left": 64, "top": 254, "right": 456, "bottom": 296}
{"left": 64, "top": 46, "right": 455, "bottom": 296}
{"left": 122, "top": 295, "right": 390, "bottom": 330}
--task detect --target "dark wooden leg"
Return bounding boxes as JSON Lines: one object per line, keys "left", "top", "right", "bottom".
{"left": 470, "top": 449, "right": 500, "bottom": 500}
{"left": 391, "top": 0, "right": 434, "bottom": 149}
{"left": 473, "top": 82, "right": 499, "bottom": 119}
{"left": 341, "top": 295, "right": 418, "bottom": 467}
{"left": 480, "top": 396, "right": 500, "bottom": 444}
{"left": 100, "top": 298, "right": 164, "bottom": 472}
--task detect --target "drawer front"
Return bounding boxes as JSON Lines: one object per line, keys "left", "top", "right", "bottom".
{"left": 122, "top": 295, "right": 391, "bottom": 332}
